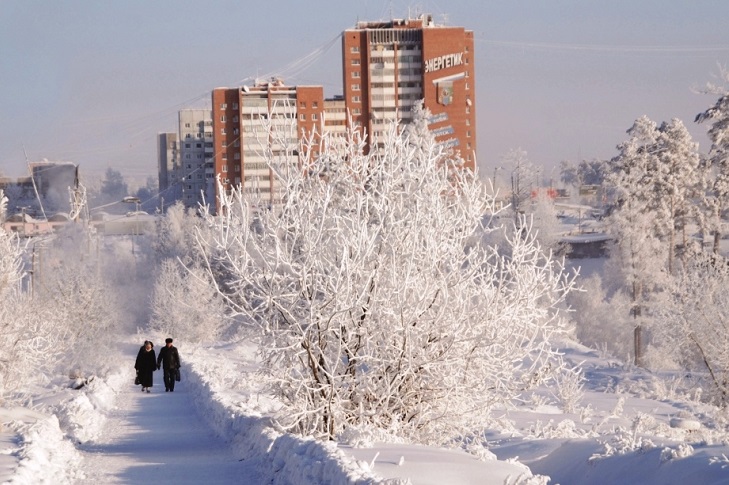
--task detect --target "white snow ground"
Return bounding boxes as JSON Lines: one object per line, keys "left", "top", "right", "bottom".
{"left": 3, "top": 334, "right": 729, "bottom": 484}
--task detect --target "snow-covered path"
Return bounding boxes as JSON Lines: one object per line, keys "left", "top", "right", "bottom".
{"left": 76, "top": 355, "right": 261, "bottom": 483}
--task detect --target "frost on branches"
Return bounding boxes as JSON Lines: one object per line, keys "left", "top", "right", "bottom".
{"left": 203, "top": 114, "right": 574, "bottom": 442}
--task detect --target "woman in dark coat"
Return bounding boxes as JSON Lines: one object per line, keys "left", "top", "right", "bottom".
{"left": 134, "top": 340, "right": 157, "bottom": 393}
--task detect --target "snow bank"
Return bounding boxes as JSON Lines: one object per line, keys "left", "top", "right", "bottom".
{"left": 184, "top": 346, "right": 384, "bottom": 485}
{"left": 0, "top": 355, "right": 130, "bottom": 484}
{"left": 1, "top": 409, "right": 82, "bottom": 484}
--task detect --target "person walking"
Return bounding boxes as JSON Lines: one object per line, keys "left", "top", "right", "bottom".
{"left": 134, "top": 340, "right": 157, "bottom": 393}
{"left": 157, "top": 337, "right": 181, "bottom": 392}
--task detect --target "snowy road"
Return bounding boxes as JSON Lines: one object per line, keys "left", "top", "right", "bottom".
{"left": 76, "top": 376, "right": 261, "bottom": 484}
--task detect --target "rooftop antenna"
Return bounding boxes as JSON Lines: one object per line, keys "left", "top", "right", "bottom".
{"left": 23, "top": 145, "right": 48, "bottom": 221}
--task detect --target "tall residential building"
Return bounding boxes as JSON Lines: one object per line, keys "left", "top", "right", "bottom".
{"left": 157, "top": 132, "right": 182, "bottom": 207}
{"left": 342, "top": 14, "right": 476, "bottom": 169}
{"left": 179, "top": 109, "right": 214, "bottom": 210}
{"left": 212, "top": 78, "right": 324, "bottom": 209}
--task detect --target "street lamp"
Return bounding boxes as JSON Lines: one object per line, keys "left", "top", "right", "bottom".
{"left": 492, "top": 166, "right": 503, "bottom": 194}
{"left": 121, "top": 196, "right": 141, "bottom": 256}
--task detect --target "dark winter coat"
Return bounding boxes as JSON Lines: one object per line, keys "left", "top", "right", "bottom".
{"left": 135, "top": 347, "right": 157, "bottom": 387}
{"left": 157, "top": 345, "right": 181, "bottom": 370}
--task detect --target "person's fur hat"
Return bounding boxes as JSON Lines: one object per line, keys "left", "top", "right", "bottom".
{"left": 165, "top": 338, "right": 173, "bottom": 344}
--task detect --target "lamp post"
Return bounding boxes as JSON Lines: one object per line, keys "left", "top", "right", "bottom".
{"left": 121, "top": 196, "right": 141, "bottom": 256}
{"left": 492, "top": 166, "right": 503, "bottom": 197}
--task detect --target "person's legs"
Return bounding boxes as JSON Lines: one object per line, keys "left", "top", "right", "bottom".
{"left": 163, "top": 368, "right": 174, "bottom": 391}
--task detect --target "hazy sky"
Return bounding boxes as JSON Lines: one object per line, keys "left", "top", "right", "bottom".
{"left": 1, "top": 1, "right": 728, "bottom": 185}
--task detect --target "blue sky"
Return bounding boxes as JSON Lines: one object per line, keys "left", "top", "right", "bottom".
{"left": 1, "top": 0, "right": 728, "bottom": 184}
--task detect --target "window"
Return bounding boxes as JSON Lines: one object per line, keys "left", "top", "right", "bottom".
{"left": 233, "top": 115, "right": 239, "bottom": 122}
{"left": 352, "top": 84, "right": 360, "bottom": 91}
{"left": 312, "top": 113, "right": 318, "bottom": 121}
{"left": 235, "top": 165, "right": 241, "bottom": 172}
{"left": 299, "top": 101, "right": 306, "bottom": 108}
{"left": 232, "top": 103, "right": 238, "bottom": 109}
{"left": 220, "top": 115, "right": 226, "bottom": 122}
{"left": 351, "top": 59, "right": 360, "bottom": 65}
{"left": 467, "top": 131, "right": 471, "bottom": 138}
{"left": 221, "top": 128, "right": 226, "bottom": 135}
{"left": 350, "top": 46, "right": 359, "bottom": 53}
{"left": 234, "top": 153, "right": 240, "bottom": 160}
{"left": 185, "top": 123, "right": 191, "bottom": 128}
{"left": 222, "top": 165, "right": 228, "bottom": 172}
{"left": 197, "top": 154, "right": 202, "bottom": 159}
{"left": 185, "top": 143, "right": 191, "bottom": 148}
{"left": 222, "top": 153, "right": 227, "bottom": 160}
{"left": 233, "top": 128, "right": 239, "bottom": 135}
{"left": 196, "top": 143, "right": 202, "bottom": 148}
{"left": 352, "top": 95, "right": 360, "bottom": 103}
{"left": 352, "top": 108, "right": 361, "bottom": 115}
{"left": 222, "top": 141, "right": 227, "bottom": 147}
{"left": 220, "top": 103, "right": 227, "bottom": 109}
{"left": 312, "top": 101, "right": 318, "bottom": 108}
{"left": 185, "top": 154, "right": 191, "bottom": 159}
{"left": 185, "top": 134, "right": 191, "bottom": 139}
{"left": 465, "top": 83, "right": 470, "bottom": 90}
{"left": 299, "top": 114, "right": 306, "bottom": 121}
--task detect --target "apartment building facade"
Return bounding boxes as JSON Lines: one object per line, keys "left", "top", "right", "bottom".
{"left": 211, "top": 78, "right": 324, "bottom": 209}
{"left": 156, "top": 132, "right": 182, "bottom": 206}
{"left": 178, "top": 109, "right": 215, "bottom": 209}
{"left": 342, "top": 14, "right": 476, "bottom": 169}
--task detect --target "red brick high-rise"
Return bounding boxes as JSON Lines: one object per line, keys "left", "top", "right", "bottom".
{"left": 212, "top": 78, "right": 324, "bottom": 209}
{"left": 342, "top": 14, "right": 476, "bottom": 169}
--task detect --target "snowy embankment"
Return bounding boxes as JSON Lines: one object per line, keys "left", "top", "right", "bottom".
{"left": 0, "top": 368, "right": 126, "bottom": 484}
{"left": 183, "top": 342, "right": 384, "bottom": 485}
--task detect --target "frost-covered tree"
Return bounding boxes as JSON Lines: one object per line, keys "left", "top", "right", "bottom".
{"left": 34, "top": 225, "right": 122, "bottom": 376}
{"left": 653, "top": 253, "right": 729, "bottom": 406}
{"left": 0, "top": 189, "right": 7, "bottom": 222}
{"left": 528, "top": 190, "right": 565, "bottom": 255}
{"left": 201, "top": 117, "right": 574, "bottom": 442}
{"left": 559, "top": 159, "right": 606, "bottom": 190}
{"left": 152, "top": 201, "right": 210, "bottom": 265}
{"left": 0, "top": 229, "right": 62, "bottom": 400}
{"left": 695, "top": 65, "right": 729, "bottom": 254}
{"left": 653, "top": 119, "right": 701, "bottom": 272}
{"left": 604, "top": 116, "right": 667, "bottom": 366}
{"left": 150, "top": 260, "right": 228, "bottom": 343}
{"left": 502, "top": 147, "right": 537, "bottom": 224}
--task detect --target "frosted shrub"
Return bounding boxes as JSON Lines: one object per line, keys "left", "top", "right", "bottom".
{"left": 653, "top": 253, "right": 729, "bottom": 406}
{"left": 552, "top": 365, "right": 585, "bottom": 414}
{"left": 150, "top": 259, "right": 228, "bottom": 343}
{"left": 202, "top": 112, "right": 575, "bottom": 441}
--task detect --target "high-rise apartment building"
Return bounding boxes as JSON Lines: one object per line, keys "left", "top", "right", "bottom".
{"left": 212, "top": 78, "right": 324, "bottom": 209}
{"left": 179, "top": 109, "right": 215, "bottom": 210}
{"left": 157, "top": 132, "right": 182, "bottom": 207}
{"left": 342, "top": 14, "right": 476, "bottom": 169}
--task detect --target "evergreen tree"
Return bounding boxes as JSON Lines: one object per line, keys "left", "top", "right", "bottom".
{"left": 695, "top": 65, "right": 729, "bottom": 253}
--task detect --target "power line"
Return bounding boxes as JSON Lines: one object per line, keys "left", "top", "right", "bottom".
{"left": 476, "top": 38, "right": 729, "bottom": 54}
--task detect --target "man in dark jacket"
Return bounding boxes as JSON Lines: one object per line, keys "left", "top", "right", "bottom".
{"left": 157, "top": 337, "right": 181, "bottom": 392}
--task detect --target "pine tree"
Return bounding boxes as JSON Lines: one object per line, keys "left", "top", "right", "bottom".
{"left": 695, "top": 66, "right": 729, "bottom": 254}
